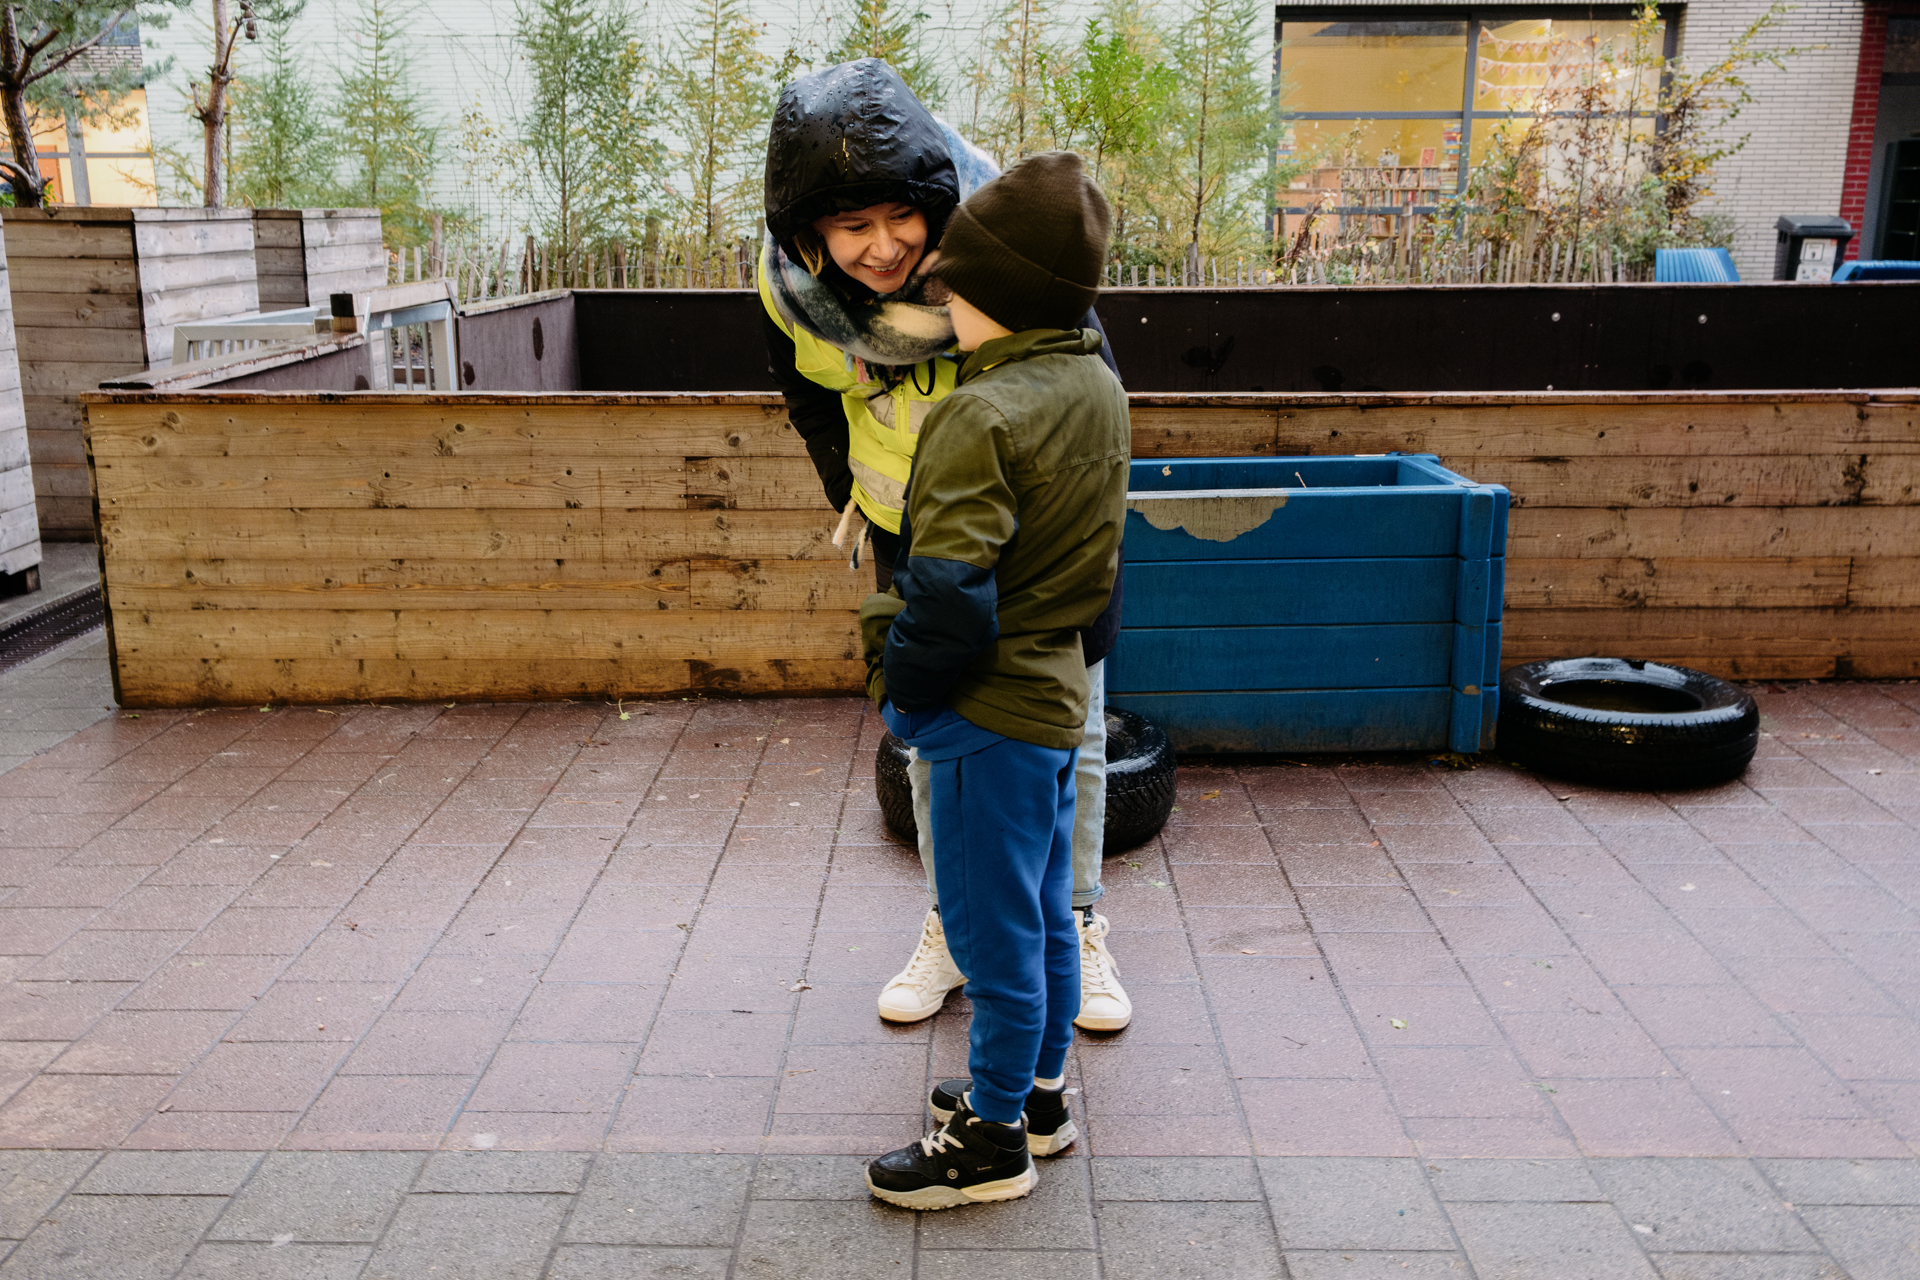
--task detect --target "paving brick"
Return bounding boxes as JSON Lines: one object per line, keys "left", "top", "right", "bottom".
{"left": 1756, "top": 1158, "right": 1920, "bottom": 1206}
{"left": 1426, "top": 1157, "right": 1606, "bottom": 1202}
{"left": 0, "top": 1194, "right": 226, "bottom": 1279}
{"left": 359, "top": 1191, "right": 571, "bottom": 1280}
{"left": 73, "top": 1150, "right": 258, "bottom": 1196}
{"left": 1798, "top": 1204, "right": 1920, "bottom": 1280}
{"left": 1447, "top": 1200, "right": 1662, "bottom": 1280}
{"left": 1591, "top": 1157, "right": 1818, "bottom": 1251}
{"left": 1239, "top": 1078, "right": 1413, "bottom": 1157}
{"left": 1547, "top": 1078, "right": 1741, "bottom": 1158}
{"left": 565, "top": 1153, "right": 752, "bottom": 1245}
{"left": 287, "top": 1075, "right": 472, "bottom": 1150}
{"left": 0, "top": 1150, "right": 99, "bottom": 1238}
{"left": 545, "top": 1245, "right": 732, "bottom": 1278}
{"left": 605, "top": 1076, "right": 776, "bottom": 1153}
{"left": 1095, "top": 1200, "right": 1285, "bottom": 1280}
{"left": 1259, "top": 1156, "right": 1452, "bottom": 1249}
{"left": 1284, "top": 1252, "right": 1474, "bottom": 1280}
{"left": 177, "top": 1242, "right": 372, "bottom": 1279}
{"left": 1090, "top": 1156, "right": 1264, "bottom": 1201}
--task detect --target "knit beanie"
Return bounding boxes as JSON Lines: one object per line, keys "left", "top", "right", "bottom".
{"left": 930, "top": 151, "right": 1111, "bottom": 333}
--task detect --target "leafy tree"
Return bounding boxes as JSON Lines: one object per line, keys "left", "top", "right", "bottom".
{"left": 1158, "top": 0, "right": 1275, "bottom": 260}
{"left": 226, "top": 15, "right": 330, "bottom": 206}
{"left": 332, "top": 0, "right": 440, "bottom": 245}
{"left": 828, "top": 0, "right": 939, "bottom": 107}
{"left": 968, "top": 0, "right": 1047, "bottom": 164}
{"left": 0, "top": 1, "right": 188, "bottom": 206}
{"left": 1040, "top": 18, "right": 1173, "bottom": 184}
{"left": 656, "top": 0, "right": 781, "bottom": 268}
{"left": 515, "top": 0, "right": 656, "bottom": 250}
{"left": 189, "top": 0, "right": 300, "bottom": 206}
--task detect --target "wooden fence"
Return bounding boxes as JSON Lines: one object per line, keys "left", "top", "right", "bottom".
{"left": 388, "top": 228, "right": 1655, "bottom": 304}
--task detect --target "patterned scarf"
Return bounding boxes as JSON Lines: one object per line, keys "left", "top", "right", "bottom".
{"left": 761, "top": 121, "right": 1000, "bottom": 369}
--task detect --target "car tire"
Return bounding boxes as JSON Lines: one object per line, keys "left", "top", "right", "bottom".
{"left": 1497, "top": 657, "right": 1759, "bottom": 790}
{"left": 875, "top": 707, "right": 1178, "bottom": 853}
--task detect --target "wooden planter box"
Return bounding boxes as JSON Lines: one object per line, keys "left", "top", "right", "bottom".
{"left": 0, "top": 218, "right": 32, "bottom": 586}
{"left": 77, "top": 386, "right": 1920, "bottom": 710}
{"left": 3, "top": 207, "right": 384, "bottom": 541}
{"left": 1109, "top": 455, "right": 1507, "bottom": 754}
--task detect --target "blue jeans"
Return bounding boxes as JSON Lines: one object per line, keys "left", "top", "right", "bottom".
{"left": 882, "top": 701, "right": 1080, "bottom": 1125}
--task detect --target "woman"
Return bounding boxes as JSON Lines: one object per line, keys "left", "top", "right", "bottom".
{"left": 759, "top": 58, "right": 1133, "bottom": 1034}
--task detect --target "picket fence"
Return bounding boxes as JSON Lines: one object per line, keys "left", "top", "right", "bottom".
{"left": 385, "top": 232, "right": 1659, "bottom": 300}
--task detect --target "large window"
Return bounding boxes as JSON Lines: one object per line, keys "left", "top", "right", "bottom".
{"left": 1275, "top": 9, "right": 1674, "bottom": 240}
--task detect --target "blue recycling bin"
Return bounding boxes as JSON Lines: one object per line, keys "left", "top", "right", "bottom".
{"left": 1107, "top": 454, "right": 1509, "bottom": 754}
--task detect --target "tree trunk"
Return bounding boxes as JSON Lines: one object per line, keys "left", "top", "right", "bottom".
{"left": 202, "top": 0, "right": 231, "bottom": 207}
{"left": 0, "top": 9, "right": 47, "bottom": 207}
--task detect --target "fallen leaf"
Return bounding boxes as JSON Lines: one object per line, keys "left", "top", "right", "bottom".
{"left": 1389, "top": 1018, "right": 1408, "bottom": 1030}
{"left": 1679, "top": 883, "right": 1697, "bottom": 891}
{"left": 1147, "top": 879, "right": 1169, "bottom": 888}
{"left": 1201, "top": 789, "right": 1221, "bottom": 800}
{"left": 310, "top": 860, "right": 332, "bottom": 867}
{"left": 804, "top": 767, "right": 823, "bottom": 775}
{"left": 1368, "top": 841, "right": 1382, "bottom": 848}
{"left": 1240, "top": 948, "right": 1258, "bottom": 955}
{"left": 188, "top": 961, "right": 207, "bottom": 968}
{"left": 1440, "top": 888, "right": 1461, "bottom": 896}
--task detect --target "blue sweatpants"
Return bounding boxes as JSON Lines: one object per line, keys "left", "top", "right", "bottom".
{"left": 882, "top": 703, "right": 1080, "bottom": 1125}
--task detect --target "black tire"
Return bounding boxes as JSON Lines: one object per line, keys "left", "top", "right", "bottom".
{"left": 1102, "top": 707, "right": 1177, "bottom": 852}
{"left": 874, "top": 707, "right": 1178, "bottom": 852}
{"left": 1497, "top": 657, "right": 1759, "bottom": 790}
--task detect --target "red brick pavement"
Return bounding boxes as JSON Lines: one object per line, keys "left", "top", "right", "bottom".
{"left": 0, "top": 685, "right": 1916, "bottom": 1160}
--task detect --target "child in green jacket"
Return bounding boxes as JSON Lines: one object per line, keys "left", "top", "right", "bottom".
{"left": 858, "top": 152, "right": 1130, "bottom": 1209}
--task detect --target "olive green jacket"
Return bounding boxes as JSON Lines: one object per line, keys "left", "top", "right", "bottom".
{"left": 858, "top": 328, "right": 1131, "bottom": 749}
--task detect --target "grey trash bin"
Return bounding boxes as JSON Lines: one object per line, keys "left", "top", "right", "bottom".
{"left": 1774, "top": 215, "right": 1854, "bottom": 281}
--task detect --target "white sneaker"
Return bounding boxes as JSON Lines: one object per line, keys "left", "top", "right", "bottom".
{"left": 1073, "top": 910, "right": 1132, "bottom": 1031}
{"left": 877, "top": 907, "right": 966, "bottom": 1023}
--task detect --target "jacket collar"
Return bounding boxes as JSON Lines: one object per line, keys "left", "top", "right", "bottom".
{"left": 957, "top": 328, "right": 1105, "bottom": 384}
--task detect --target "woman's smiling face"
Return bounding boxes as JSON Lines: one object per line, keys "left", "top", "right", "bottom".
{"left": 813, "top": 202, "right": 928, "bottom": 293}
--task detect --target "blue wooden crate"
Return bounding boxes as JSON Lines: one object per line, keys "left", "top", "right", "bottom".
{"left": 1108, "top": 454, "right": 1508, "bottom": 754}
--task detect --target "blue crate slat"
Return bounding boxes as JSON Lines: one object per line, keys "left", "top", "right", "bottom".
{"left": 1655, "top": 246, "right": 1740, "bottom": 282}
{"left": 1454, "top": 557, "right": 1492, "bottom": 627}
{"left": 1123, "top": 491, "right": 1467, "bottom": 560}
{"left": 1121, "top": 558, "right": 1457, "bottom": 627}
{"left": 1112, "top": 453, "right": 1509, "bottom": 754}
{"left": 1479, "top": 685, "right": 1500, "bottom": 751}
{"left": 1108, "top": 623, "right": 1453, "bottom": 693}
{"left": 1108, "top": 688, "right": 1455, "bottom": 753}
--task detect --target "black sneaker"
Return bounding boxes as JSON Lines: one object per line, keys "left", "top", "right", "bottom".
{"left": 929, "top": 1078, "right": 1078, "bottom": 1156}
{"left": 865, "top": 1095, "right": 1036, "bottom": 1210}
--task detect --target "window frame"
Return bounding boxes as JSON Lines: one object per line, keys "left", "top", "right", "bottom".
{"left": 1273, "top": 4, "right": 1683, "bottom": 220}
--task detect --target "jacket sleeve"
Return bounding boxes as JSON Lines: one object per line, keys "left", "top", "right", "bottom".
{"left": 762, "top": 310, "right": 854, "bottom": 513}
{"left": 877, "top": 394, "right": 1016, "bottom": 711}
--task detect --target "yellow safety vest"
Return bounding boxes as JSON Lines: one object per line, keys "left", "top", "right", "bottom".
{"left": 757, "top": 251, "right": 959, "bottom": 534}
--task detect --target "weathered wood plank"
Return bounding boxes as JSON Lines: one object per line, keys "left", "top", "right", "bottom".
{"left": 0, "top": 221, "right": 136, "bottom": 259}
{"left": 10, "top": 291, "right": 144, "bottom": 329}
{"left": 97, "top": 507, "right": 844, "bottom": 563}
{"left": 1500, "top": 607, "right": 1920, "bottom": 680}
{"left": 113, "top": 655, "right": 863, "bottom": 707}
{"left": 689, "top": 559, "right": 872, "bottom": 611}
{"left": 1502, "top": 557, "right": 1851, "bottom": 610}
{"left": 106, "top": 555, "right": 692, "bottom": 591}
{"left": 108, "top": 568, "right": 693, "bottom": 612}
{"left": 1847, "top": 559, "right": 1920, "bottom": 608}
{"left": 84, "top": 401, "right": 804, "bottom": 459}
{"left": 7, "top": 257, "right": 139, "bottom": 294}
{"left": 684, "top": 455, "right": 822, "bottom": 508}
{"left": 1131, "top": 399, "right": 1920, "bottom": 459}
{"left": 111, "top": 608, "right": 862, "bottom": 663}
{"left": 1505, "top": 506, "right": 1920, "bottom": 559}
{"left": 92, "top": 453, "right": 690, "bottom": 509}
{"left": 1480, "top": 455, "right": 1915, "bottom": 508}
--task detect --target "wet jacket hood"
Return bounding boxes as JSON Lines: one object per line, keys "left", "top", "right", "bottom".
{"left": 764, "top": 58, "right": 958, "bottom": 251}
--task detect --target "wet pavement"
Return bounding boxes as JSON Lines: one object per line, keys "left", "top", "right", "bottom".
{"left": 0, "top": 633, "right": 1916, "bottom": 1278}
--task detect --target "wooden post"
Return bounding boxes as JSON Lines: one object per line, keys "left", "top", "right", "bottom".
{"left": 429, "top": 213, "right": 443, "bottom": 278}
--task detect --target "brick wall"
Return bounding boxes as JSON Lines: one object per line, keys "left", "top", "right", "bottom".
{"left": 1679, "top": 0, "right": 1866, "bottom": 277}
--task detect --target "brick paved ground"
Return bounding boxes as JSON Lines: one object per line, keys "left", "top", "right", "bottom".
{"left": 0, "top": 638, "right": 1916, "bottom": 1278}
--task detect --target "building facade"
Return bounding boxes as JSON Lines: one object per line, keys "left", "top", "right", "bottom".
{"left": 1274, "top": 0, "right": 1916, "bottom": 277}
